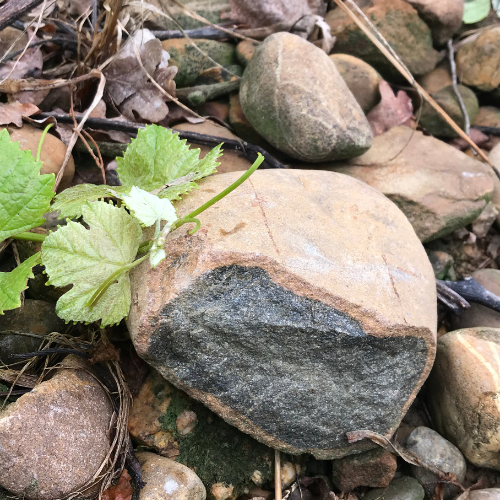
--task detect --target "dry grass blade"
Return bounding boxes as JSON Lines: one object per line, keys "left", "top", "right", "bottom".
{"left": 55, "top": 71, "right": 106, "bottom": 190}
{"left": 85, "top": 0, "right": 123, "bottom": 67}
{"left": 331, "top": 0, "right": 498, "bottom": 177}
{"left": 275, "top": 449, "right": 282, "bottom": 500}
{"left": 0, "top": 0, "right": 48, "bottom": 85}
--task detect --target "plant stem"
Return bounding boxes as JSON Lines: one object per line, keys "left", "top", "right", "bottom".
{"left": 174, "top": 153, "right": 264, "bottom": 232}
{"left": 11, "top": 232, "right": 46, "bottom": 242}
{"left": 36, "top": 123, "right": 54, "bottom": 163}
{"left": 86, "top": 254, "right": 148, "bottom": 309}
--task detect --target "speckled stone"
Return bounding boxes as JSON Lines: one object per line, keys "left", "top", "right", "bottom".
{"left": 419, "top": 85, "right": 479, "bottom": 138}
{"left": 240, "top": 32, "right": 373, "bottom": 162}
{"left": 0, "top": 356, "right": 113, "bottom": 500}
{"left": 330, "top": 54, "right": 382, "bottom": 113}
{"left": 405, "top": 426, "right": 466, "bottom": 500}
{"left": 128, "top": 169, "right": 436, "bottom": 459}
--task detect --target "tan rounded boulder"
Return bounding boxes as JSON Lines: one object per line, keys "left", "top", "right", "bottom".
{"left": 128, "top": 169, "right": 437, "bottom": 459}
{"left": 240, "top": 33, "right": 373, "bottom": 162}
{"left": 428, "top": 328, "right": 500, "bottom": 469}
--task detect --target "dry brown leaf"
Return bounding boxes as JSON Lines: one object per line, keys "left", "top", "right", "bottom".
{"left": 449, "top": 129, "right": 489, "bottom": 151}
{"left": 224, "top": 0, "right": 326, "bottom": 29}
{"left": 0, "top": 101, "right": 40, "bottom": 126}
{"left": 101, "top": 469, "right": 133, "bottom": 500}
{"left": 366, "top": 80, "right": 413, "bottom": 136}
{"left": 104, "top": 29, "right": 176, "bottom": 123}
{"left": 0, "top": 45, "right": 43, "bottom": 81}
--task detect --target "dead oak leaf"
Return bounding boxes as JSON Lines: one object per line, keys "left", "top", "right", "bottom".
{"left": 367, "top": 80, "right": 413, "bottom": 137}
{"left": 103, "top": 29, "right": 176, "bottom": 123}
{"left": 0, "top": 101, "right": 40, "bottom": 127}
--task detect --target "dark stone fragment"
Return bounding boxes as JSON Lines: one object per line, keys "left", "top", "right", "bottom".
{"left": 146, "top": 265, "right": 428, "bottom": 455}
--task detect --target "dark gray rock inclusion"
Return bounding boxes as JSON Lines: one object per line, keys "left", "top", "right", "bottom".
{"left": 148, "top": 265, "right": 428, "bottom": 451}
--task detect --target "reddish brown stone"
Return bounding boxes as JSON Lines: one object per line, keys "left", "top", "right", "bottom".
{"left": 332, "top": 448, "right": 397, "bottom": 491}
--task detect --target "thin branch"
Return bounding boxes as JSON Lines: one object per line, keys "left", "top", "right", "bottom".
{"left": 151, "top": 26, "right": 238, "bottom": 40}
{"left": 35, "top": 112, "right": 287, "bottom": 169}
{"left": 0, "top": 0, "right": 44, "bottom": 31}
{"left": 54, "top": 71, "right": 106, "bottom": 189}
{"left": 0, "top": 68, "right": 101, "bottom": 93}
{"left": 447, "top": 39, "right": 470, "bottom": 137}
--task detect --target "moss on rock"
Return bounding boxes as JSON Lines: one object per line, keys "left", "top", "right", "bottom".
{"left": 161, "top": 39, "right": 236, "bottom": 88}
{"left": 130, "top": 370, "right": 273, "bottom": 497}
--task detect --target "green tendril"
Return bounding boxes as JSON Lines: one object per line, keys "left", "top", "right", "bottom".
{"left": 174, "top": 153, "right": 264, "bottom": 232}
{"left": 36, "top": 123, "right": 54, "bottom": 163}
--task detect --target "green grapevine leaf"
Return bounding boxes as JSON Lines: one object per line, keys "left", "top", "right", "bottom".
{"left": 51, "top": 184, "right": 130, "bottom": 219}
{"left": 0, "top": 129, "right": 55, "bottom": 242}
{"left": 120, "top": 186, "right": 177, "bottom": 227}
{"left": 42, "top": 201, "right": 143, "bottom": 326}
{"left": 463, "top": 0, "right": 490, "bottom": 23}
{"left": 159, "top": 182, "right": 198, "bottom": 201}
{"left": 0, "top": 253, "right": 40, "bottom": 314}
{"left": 116, "top": 125, "right": 222, "bottom": 196}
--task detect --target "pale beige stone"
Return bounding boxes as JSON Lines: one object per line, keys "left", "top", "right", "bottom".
{"left": 428, "top": 328, "right": 500, "bottom": 469}
{"left": 403, "top": 0, "right": 464, "bottom": 45}
{"left": 137, "top": 452, "right": 206, "bottom": 500}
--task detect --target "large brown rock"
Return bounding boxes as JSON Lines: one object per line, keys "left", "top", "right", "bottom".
{"left": 457, "top": 28, "right": 500, "bottom": 92}
{"left": 0, "top": 356, "right": 113, "bottom": 499}
{"left": 326, "top": 0, "right": 439, "bottom": 80}
{"left": 240, "top": 32, "right": 373, "bottom": 162}
{"left": 428, "top": 328, "right": 500, "bottom": 470}
{"left": 128, "top": 169, "right": 437, "bottom": 459}
{"left": 327, "top": 127, "right": 494, "bottom": 242}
